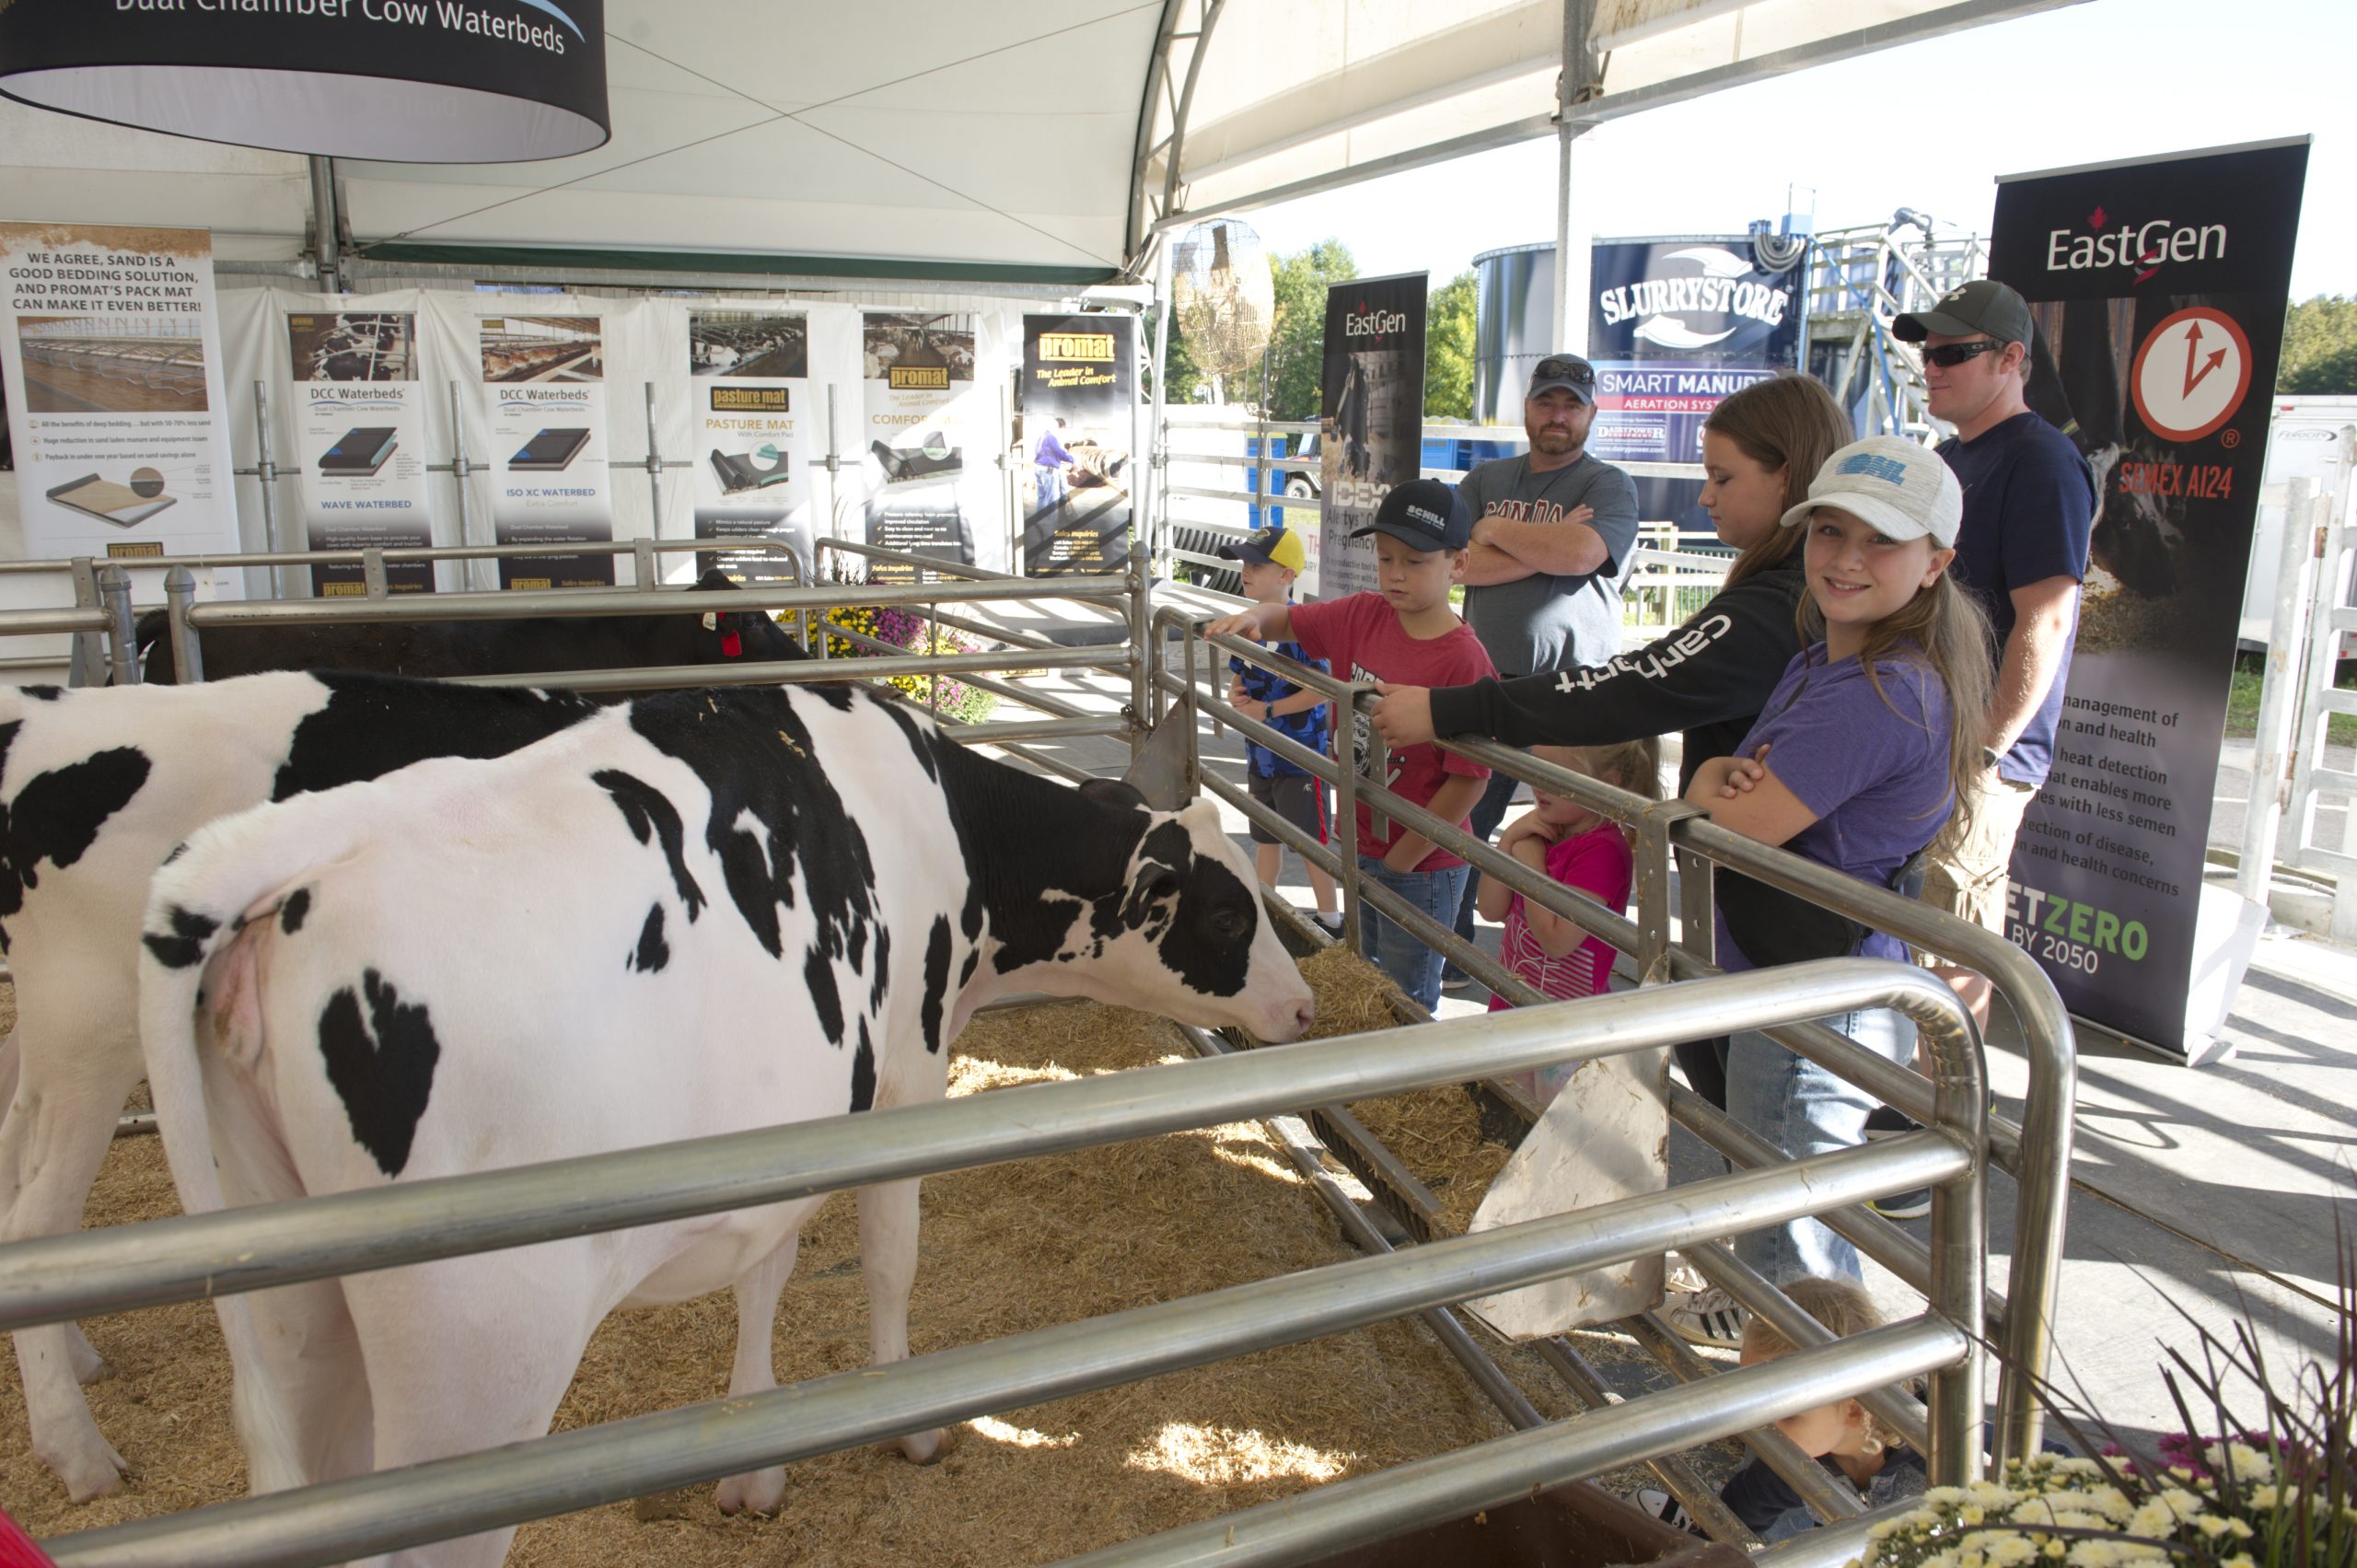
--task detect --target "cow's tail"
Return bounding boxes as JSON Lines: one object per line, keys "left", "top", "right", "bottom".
{"left": 136, "top": 800, "right": 365, "bottom": 1493}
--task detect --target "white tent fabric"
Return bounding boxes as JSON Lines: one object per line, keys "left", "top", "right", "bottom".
{"left": 0, "top": 0, "right": 2071, "bottom": 283}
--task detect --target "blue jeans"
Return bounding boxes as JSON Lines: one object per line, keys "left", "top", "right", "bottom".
{"left": 1446, "top": 769, "right": 1523, "bottom": 975}
{"left": 1357, "top": 854, "right": 1471, "bottom": 1013}
{"left": 1034, "top": 467, "right": 1067, "bottom": 515}
{"left": 1724, "top": 1006, "right": 1917, "bottom": 1283}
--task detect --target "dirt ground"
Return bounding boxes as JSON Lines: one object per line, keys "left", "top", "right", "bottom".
{"left": 0, "top": 993, "right": 1679, "bottom": 1564}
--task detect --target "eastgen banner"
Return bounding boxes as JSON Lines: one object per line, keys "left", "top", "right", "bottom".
{"left": 1992, "top": 137, "right": 2309, "bottom": 1055}
{"left": 1315, "top": 273, "right": 1426, "bottom": 598}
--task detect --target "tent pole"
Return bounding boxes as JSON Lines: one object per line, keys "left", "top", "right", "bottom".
{"left": 308, "top": 156, "right": 342, "bottom": 295}
{"left": 1147, "top": 237, "right": 1174, "bottom": 574}
{"left": 1552, "top": 0, "right": 1598, "bottom": 357}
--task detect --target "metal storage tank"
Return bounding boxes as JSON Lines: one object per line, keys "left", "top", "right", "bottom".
{"left": 1471, "top": 242, "right": 1555, "bottom": 425}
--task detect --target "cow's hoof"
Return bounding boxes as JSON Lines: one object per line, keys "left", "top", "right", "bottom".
{"left": 887, "top": 1425, "right": 952, "bottom": 1467}
{"left": 49, "top": 1439, "right": 128, "bottom": 1504}
{"left": 714, "top": 1467, "right": 785, "bottom": 1516}
{"left": 68, "top": 1327, "right": 113, "bottom": 1386}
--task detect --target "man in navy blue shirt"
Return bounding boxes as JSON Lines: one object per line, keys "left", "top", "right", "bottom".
{"left": 1895, "top": 280, "right": 2096, "bottom": 1034}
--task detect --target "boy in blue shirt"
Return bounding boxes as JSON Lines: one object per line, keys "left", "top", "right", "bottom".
{"left": 1218, "top": 525, "right": 1341, "bottom": 935}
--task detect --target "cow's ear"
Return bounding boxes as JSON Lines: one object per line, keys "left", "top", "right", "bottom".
{"left": 1119, "top": 714, "right": 1193, "bottom": 812}
{"left": 1078, "top": 777, "right": 1148, "bottom": 812}
{"left": 692, "top": 568, "right": 737, "bottom": 593}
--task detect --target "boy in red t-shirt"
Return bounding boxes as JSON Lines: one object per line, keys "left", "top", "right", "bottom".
{"left": 1206, "top": 479, "right": 1497, "bottom": 1008}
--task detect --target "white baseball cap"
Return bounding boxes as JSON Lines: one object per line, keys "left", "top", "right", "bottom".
{"left": 1779, "top": 436, "right": 1963, "bottom": 548}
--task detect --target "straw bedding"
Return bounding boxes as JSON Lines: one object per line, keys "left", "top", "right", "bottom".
{"left": 0, "top": 978, "right": 1648, "bottom": 1562}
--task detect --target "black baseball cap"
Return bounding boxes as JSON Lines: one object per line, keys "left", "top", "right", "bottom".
{"left": 1350, "top": 478, "right": 1469, "bottom": 553}
{"left": 1893, "top": 279, "right": 2034, "bottom": 345}
{"left": 1527, "top": 354, "right": 1597, "bottom": 405}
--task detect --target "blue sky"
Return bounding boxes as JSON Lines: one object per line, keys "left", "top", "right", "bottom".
{"left": 1248, "top": 0, "right": 2351, "bottom": 302}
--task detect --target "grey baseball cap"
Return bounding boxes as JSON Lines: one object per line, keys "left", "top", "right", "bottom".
{"left": 1527, "top": 354, "right": 1597, "bottom": 406}
{"left": 1893, "top": 279, "right": 2034, "bottom": 345}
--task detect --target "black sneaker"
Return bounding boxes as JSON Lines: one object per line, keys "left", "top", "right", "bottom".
{"left": 1636, "top": 1488, "right": 1698, "bottom": 1535}
{"left": 1311, "top": 911, "right": 1345, "bottom": 938}
{"left": 1864, "top": 1106, "right": 1931, "bottom": 1218}
{"left": 1439, "top": 970, "right": 1475, "bottom": 993}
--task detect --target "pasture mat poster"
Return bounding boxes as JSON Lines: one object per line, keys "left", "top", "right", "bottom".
{"left": 478, "top": 313, "right": 615, "bottom": 590}
{"left": 1991, "top": 136, "right": 2309, "bottom": 1055}
{"left": 688, "top": 309, "right": 814, "bottom": 585}
{"left": 285, "top": 311, "right": 433, "bottom": 597}
{"left": 1314, "top": 273, "right": 1426, "bottom": 599}
{"left": 0, "top": 222, "right": 244, "bottom": 588}
{"left": 860, "top": 312, "right": 979, "bottom": 587}
{"left": 1019, "top": 314, "right": 1133, "bottom": 578}
{"left": 1586, "top": 236, "right": 1803, "bottom": 465}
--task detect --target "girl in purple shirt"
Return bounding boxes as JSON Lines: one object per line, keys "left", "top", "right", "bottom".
{"left": 1684, "top": 436, "right": 1994, "bottom": 1290}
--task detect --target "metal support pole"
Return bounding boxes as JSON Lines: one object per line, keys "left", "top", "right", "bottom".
{"left": 361, "top": 550, "right": 389, "bottom": 600}
{"left": 641, "top": 381, "right": 665, "bottom": 540}
{"left": 1552, "top": 0, "right": 1599, "bottom": 358}
{"left": 445, "top": 380, "right": 479, "bottom": 587}
{"left": 1126, "top": 537, "right": 1151, "bottom": 760}
{"left": 98, "top": 566, "right": 135, "bottom": 686}
{"left": 1147, "top": 238, "right": 1175, "bottom": 569}
{"left": 307, "top": 155, "right": 342, "bottom": 295}
{"left": 163, "top": 565, "right": 204, "bottom": 684}
{"left": 1633, "top": 800, "right": 1704, "bottom": 984}
{"left": 253, "top": 379, "right": 285, "bottom": 600}
{"left": 824, "top": 384, "right": 842, "bottom": 552}
{"left": 65, "top": 556, "right": 102, "bottom": 687}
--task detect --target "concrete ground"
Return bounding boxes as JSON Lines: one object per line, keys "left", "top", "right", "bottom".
{"left": 957, "top": 607, "right": 2350, "bottom": 1458}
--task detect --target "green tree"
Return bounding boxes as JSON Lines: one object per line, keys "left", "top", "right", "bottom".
{"left": 1141, "top": 302, "right": 1205, "bottom": 406}
{"left": 1423, "top": 269, "right": 1477, "bottom": 420}
{"left": 1253, "top": 239, "right": 1358, "bottom": 421}
{"left": 2279, "top": 295, "right": 2357, "bottom": 394}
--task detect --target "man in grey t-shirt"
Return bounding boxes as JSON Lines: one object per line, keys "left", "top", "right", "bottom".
{"left": 1443, "top": 352, "right": 1641, "bottom": 988}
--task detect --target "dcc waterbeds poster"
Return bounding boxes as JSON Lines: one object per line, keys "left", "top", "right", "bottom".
{"left": 689, "top": 310, "right": 813, "bottom": 584}
{"left": 1314, "top": 273, "right": 1426, "bottom": 598}
{"left": 1586, "top": 236, "right": 1803, "bottom": 465}
{"left": 478, "top": 313, "right": 614, "bottom": 589}
{"left": 1992, "top": 137, "right": 2309, "bottom": 1055}
{"left": 0, "top": 221, "right": 242, "bottom": 587}
{"left": 861, "top": 312, "right": 978, "bottom": 586}
{"left": 286, "top": 311, "right": 431, "bottom": 596}
{"left": 1020, "top": 314, "right": 1132, "bottom": 577}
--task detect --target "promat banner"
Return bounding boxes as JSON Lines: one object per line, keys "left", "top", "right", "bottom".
{"left": 0, "top": 221, "right": 243, "bottom": 592}
{"left": 1315, "top": 272, "right": 1426, "bottom": 599}
{"left": 1991, "top": 136, "right": 2309, "bottom": 1057}
{"left": 1586, "top": 236, "right": 1802, "bottom": 466}
{"left": 1019, "top": 314, "right": 1133, "bottom": 577}
{"left": 285, "top": 310, "right": 432, "bottom": 596}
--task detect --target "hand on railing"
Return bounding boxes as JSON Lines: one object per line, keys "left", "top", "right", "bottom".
{"left": 1369, "top": 681, "right": 1435, "bottom": 747}
{"left": 1202, "top": 608, "right": 1271, "bottom": 642}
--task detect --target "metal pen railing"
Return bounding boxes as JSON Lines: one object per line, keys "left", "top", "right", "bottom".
{"left": 1167, "top": 614, "right": 2073, "bottom": 1462}
{"left": 20, "top": 958, "right": 1982, "bottom": 1568}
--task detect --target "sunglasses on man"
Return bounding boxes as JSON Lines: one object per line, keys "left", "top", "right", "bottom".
{"left": 1920, "top": 340, "right": 2008, "bottom": 368}
{"left": 1533, "top": 357, "right": 1595, "bottom": 384}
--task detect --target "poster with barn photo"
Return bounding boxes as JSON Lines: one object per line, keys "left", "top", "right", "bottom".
{"left": 478, "top": 313, "right": 615, "bottom": 589}
{"left": 286, "top": 310, "right": 433, "bottom": 597}
{"left": 690, "top": 310, "right": 813, "bottom": 585}
{"left": 860, "top": 312, "right": 979, "bottom": 586}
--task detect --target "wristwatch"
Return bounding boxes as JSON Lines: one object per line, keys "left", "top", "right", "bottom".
{"left": 1262, "top": 701, "right": 1273, "bottom": 722}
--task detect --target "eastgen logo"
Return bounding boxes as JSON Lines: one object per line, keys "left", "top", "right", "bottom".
{"left": 1344, "top": 306, "right": 1407, "bottom": 338}
{"left": 2045, "top": 204, "right": 2226, "bottom": 285}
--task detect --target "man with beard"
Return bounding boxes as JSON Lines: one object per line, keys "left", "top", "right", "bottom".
{"left": 1441, "top": 354, "right": 1641, "bottom": 990}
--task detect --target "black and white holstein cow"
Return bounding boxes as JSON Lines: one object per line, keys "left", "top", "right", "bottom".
{"left": 139, "top": 681, "right": 1312, "bottom": 1561}
{"left": 0, "top": 673, "right": 612, "bottom": 1501}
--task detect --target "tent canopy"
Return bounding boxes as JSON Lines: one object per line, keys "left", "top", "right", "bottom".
{"left": 0, "top": 0, "right": 2073, "bottom": 287}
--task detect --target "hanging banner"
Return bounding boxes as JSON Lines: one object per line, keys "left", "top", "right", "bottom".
{"left": 286, "top": 310, "right": 432, "bottom": 597}
{"left": 0, "top": 221, "right": 242, "bottom": 588}
{"left": 690, "top": 309, "right": 813, "bottom": 585}
{"left": 1020, "top": 314, "right": 1133, "bottom": 577}
{"left": 861, "top": 312, "right": 977, "bottom": 587}
{"left": 1315, "top": 273, "right": 1428, "bottom": 599}
{"left": 480, "top": 313, "right": 614, "bottom": 589}
{"left": 1586, "top": 236, "right": 1803, "bottom": 465}
{"left": 1993, "top": 136, "right": 2309, "bottom": 1057}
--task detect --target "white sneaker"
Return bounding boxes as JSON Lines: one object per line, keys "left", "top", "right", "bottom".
{"left": 1665, "top": 1287, "right": 1747, "bottom": 1349}
{"left": 1664, "top": 1253, "right": 1711, "bottom": 1295}
{"left": 1637, "top": 1488, "right": 1697, "bottom": 1535}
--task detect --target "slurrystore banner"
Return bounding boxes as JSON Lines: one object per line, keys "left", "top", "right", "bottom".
{"left": 1585, "top": 236, "right": 1804, "bottom": 465}
{"left": 1020, "top": 314, "right": 1133, "bottom": 577}
{"left": 0, "top": 221, "right": 244, "bottom": 589}
{"left": 689, "top": 310, "right": 813, "bottom": 585}
{"left": 861, "top": 312, "right": 978, "bottom": 586}
{"left": 285, "top": 310, "right": 432, "bottom": 596}
{"left": 1315, "top": 273, "right": 1427, "bottom": 599}
{"left": 1992, "top": 136, "right": 2310, "bottom": 1057}
{"left": 478, "top": 312, "right": 615, "bottom": 589}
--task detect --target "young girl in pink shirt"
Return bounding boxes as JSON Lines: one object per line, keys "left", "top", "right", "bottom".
{"left": 1476, "top": 737, "right": 1661, "bottom": 1103}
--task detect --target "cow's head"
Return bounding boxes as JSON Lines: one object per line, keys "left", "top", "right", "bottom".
{"left": 1052, "top": 779, "right": 1315, "bottom": 1042}
{"left": 691, "top": 569, "right": 807, "bottom": 663}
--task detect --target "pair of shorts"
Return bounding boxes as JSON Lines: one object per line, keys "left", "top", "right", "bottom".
{"left": 1917, "top": 773, "right": 2038, "bottom": 939}
{"left": 1248, "top": 769, "right": 1329, "bottom": 847}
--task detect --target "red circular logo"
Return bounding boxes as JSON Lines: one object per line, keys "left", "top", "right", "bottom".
{"left": 2129, "top": 307, "right": 2252, "bottom": 443}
